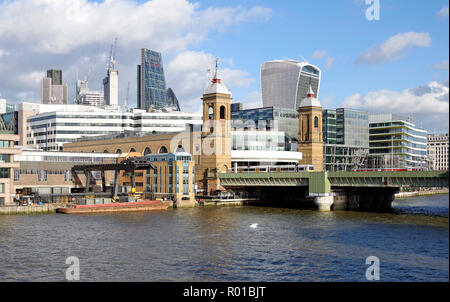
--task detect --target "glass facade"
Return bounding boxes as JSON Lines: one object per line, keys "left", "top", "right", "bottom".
{"left": 261, "top": 60, "right": 321, "bottom": 110}
{"left": 47, "top": 69, "right": 62, "bottom": 85}
{"left": 138, "top": 49, "right": 168, "bottom": 111}
{"left": 231, "top": 106, "right": 298, "bottom": 150}
{"left": 368, "top": 114, "right": 428, "bottom": 169}
{"left": 322, "top": 108, "right": 369, "bottom": 171}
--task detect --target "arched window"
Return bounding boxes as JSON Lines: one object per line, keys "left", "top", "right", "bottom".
{"left": 210, "top": 127, "right": 214, "bottom": 134}
{"left": 220, "top": 106, "right": 225, "bottom": 119}
{"left": 208, "top": 106, "right": 213, "bottom": 120}
{"left": 176, "top": 145, "right": 185, "bottom": 152}
{"left": 314, "top": 116, "right": 319, "bottom": 128}
{"left": 159, "top": 146, "right": 168, "bottom": 153}
{"left": 130, "top": 148, "right": 136, "bottom": 152}
{"left": 116, "top": 149, "right": 122, "bottom": 154}
{"left": 144, "top": 147, "right": 152, "bottom": 155}
{"left": 103, "top": 150, "right": 109, "bottom": 153}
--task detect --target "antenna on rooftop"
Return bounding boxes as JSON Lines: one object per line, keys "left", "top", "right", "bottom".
{"left": 300, "top": 55, "right": 309, "bottom": 64}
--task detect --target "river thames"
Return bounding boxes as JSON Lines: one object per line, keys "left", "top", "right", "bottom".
{"left": 0, "top": 194, "right": 448, "bottom": 282}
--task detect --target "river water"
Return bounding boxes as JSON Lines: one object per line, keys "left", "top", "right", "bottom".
{"left": 0, "top": 194, "right": 448, "bottom": 282}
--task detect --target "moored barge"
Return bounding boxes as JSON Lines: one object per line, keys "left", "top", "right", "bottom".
{"left": 56, "top": 200, "right": 168, "bottom": 214}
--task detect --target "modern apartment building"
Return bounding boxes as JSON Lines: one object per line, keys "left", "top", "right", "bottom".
{"left": 368, "top": 114, "right": 428, "bottom": 170}
{"left": 427, "top": 133, "right": 449, "bottom": 171}
{"left": 0, "top": 133, "right": 20, "bottom": 205}
{"left": 261, "top": 59, "right": 321, "bottom": 110}
{"left": 322, "top": 108, "right": 369, "bottom": 171}
{"left": 145, "top": 152, "right": 195, "bottom": 204}
{"left": 137, "top": 48, "right": 168, "bottom": 111}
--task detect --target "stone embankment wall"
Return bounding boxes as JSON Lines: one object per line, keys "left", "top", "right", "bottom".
{"left": 395, "top": 189, "right": 449, "bottom": 199}
{"left": 0, "top": 203, "right": 68, "bottom": 215}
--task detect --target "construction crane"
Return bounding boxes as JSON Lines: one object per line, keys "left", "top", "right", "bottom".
{"left": 107, "top": 37, "right": 118, "bottom": 70}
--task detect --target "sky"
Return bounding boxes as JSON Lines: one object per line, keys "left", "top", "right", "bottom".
{"left": 0, "top": 0, "right": 448, "bottom": 133}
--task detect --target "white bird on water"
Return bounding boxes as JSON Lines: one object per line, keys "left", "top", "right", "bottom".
{"left": 250, "top": 223, "right": 258, "bottom": 228}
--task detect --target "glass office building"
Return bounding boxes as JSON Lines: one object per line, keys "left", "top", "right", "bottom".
{"left": 368, "top": 114, "right": 428, "bottom": 170}
{"left": 137, "top": 49, "right": 168, "bottom": 111}
{"left": 261, "top": 60, "right": 321, "bottom": 110}
{"left": 231, "top": 106, "right": 299, "bottom": 151}
{"left": 322, "top": 108, "right": 369, "bottom": 171}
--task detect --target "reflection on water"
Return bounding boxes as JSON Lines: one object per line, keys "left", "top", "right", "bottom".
{"left": 0, "top": 194, "right": 448, "bottom": 282}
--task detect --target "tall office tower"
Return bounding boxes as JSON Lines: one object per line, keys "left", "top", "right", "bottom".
{"left": 137, "top": 48, "right": 168, "bottom": 111}
{"left": 46, "top": 69, "right": 62, "bottom": 85}
{"left": 41, "top": 71, "right": 67, "bottom": 105}
{"left": 166, "top": 88, "right": 180, "bottom": 111}
{"left": 261, "top": 59, "right": 321, "bottom": 110}
{"left": 103, "top": 68, "right": 119, "bottom": 106}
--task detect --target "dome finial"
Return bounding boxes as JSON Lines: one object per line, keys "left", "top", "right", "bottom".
{"left": 306, "top": 85, "right": 315, "bottom": 98}
{"left": 212, "top": 57, "right": 221, "bottom": 84}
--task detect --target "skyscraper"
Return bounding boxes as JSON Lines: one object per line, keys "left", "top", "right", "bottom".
{"left": 137, "top": 48, "right": 168, "bottom": 111}
{"left": 261, "top": 60, "right": 321, "bottom": 110}
{"left": 46, "top": 69, "right": 62, "bottom": 85}
{"left": 41, "top": 69, "right": 67, "bottom": 104}
{"left": 166, "top": 88, "right": 180, "bottom": 111}
{"left": 103, "top": 68, "right": 118, "bottom": 107}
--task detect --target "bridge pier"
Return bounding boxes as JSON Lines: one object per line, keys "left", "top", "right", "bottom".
{"left": 314, "top": 195, "right": 334, "bottom": 211}
{"left": 332, "top": 188, "right": 396, "bottom": 212}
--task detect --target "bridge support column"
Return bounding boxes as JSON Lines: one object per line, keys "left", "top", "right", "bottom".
{"left": 314, "top": 195, "right": 334, "bottom": 211}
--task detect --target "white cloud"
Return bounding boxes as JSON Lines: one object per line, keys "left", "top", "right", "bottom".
{"left": 0, "top": 0, "right": 270, "bottom": 55}
{"left": 436, "top": 5, "right": 449, "bottom": 18}
{"left": 356, "top": 32, "right": 431, "bottom": 65}
{"left": 340, "top": 81, "right": 449, "bottom": 131}
{"left": 18, "top": 71, "right": 44, "bottom": 88}
{"left": 0, "top": 0, "right": 271, "bottom": 106}
{"left": 433, "top": 59, "right": 449, "bottom": 70}
{"left": 165, "top": 50, "right": 255, "bottom": 112}
{"left": 0, "top": 49, "right": 9, "bottom": 58}
{"left": 311, "top": 50, "right": 328, "bottom": 60}
{"left": 325, "top": 57, "right": 335, "bottom": 69}
{"left": 321, "top": 94, "right": 334, "bottom": 108}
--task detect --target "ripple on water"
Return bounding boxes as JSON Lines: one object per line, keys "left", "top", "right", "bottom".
{"left": 0, "top": 194, "right": 448, "bottom": 281}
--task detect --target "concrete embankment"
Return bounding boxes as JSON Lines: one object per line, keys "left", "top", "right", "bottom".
{"left": 395, "top": 189, "right": 449, "bottom": 199}
{"left": 0, "top": 203, "right": 69, "bottom": 215}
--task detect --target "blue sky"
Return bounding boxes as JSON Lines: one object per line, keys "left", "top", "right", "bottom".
{"left": 0, "top": 0, "right": 448, "bottom": 132}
